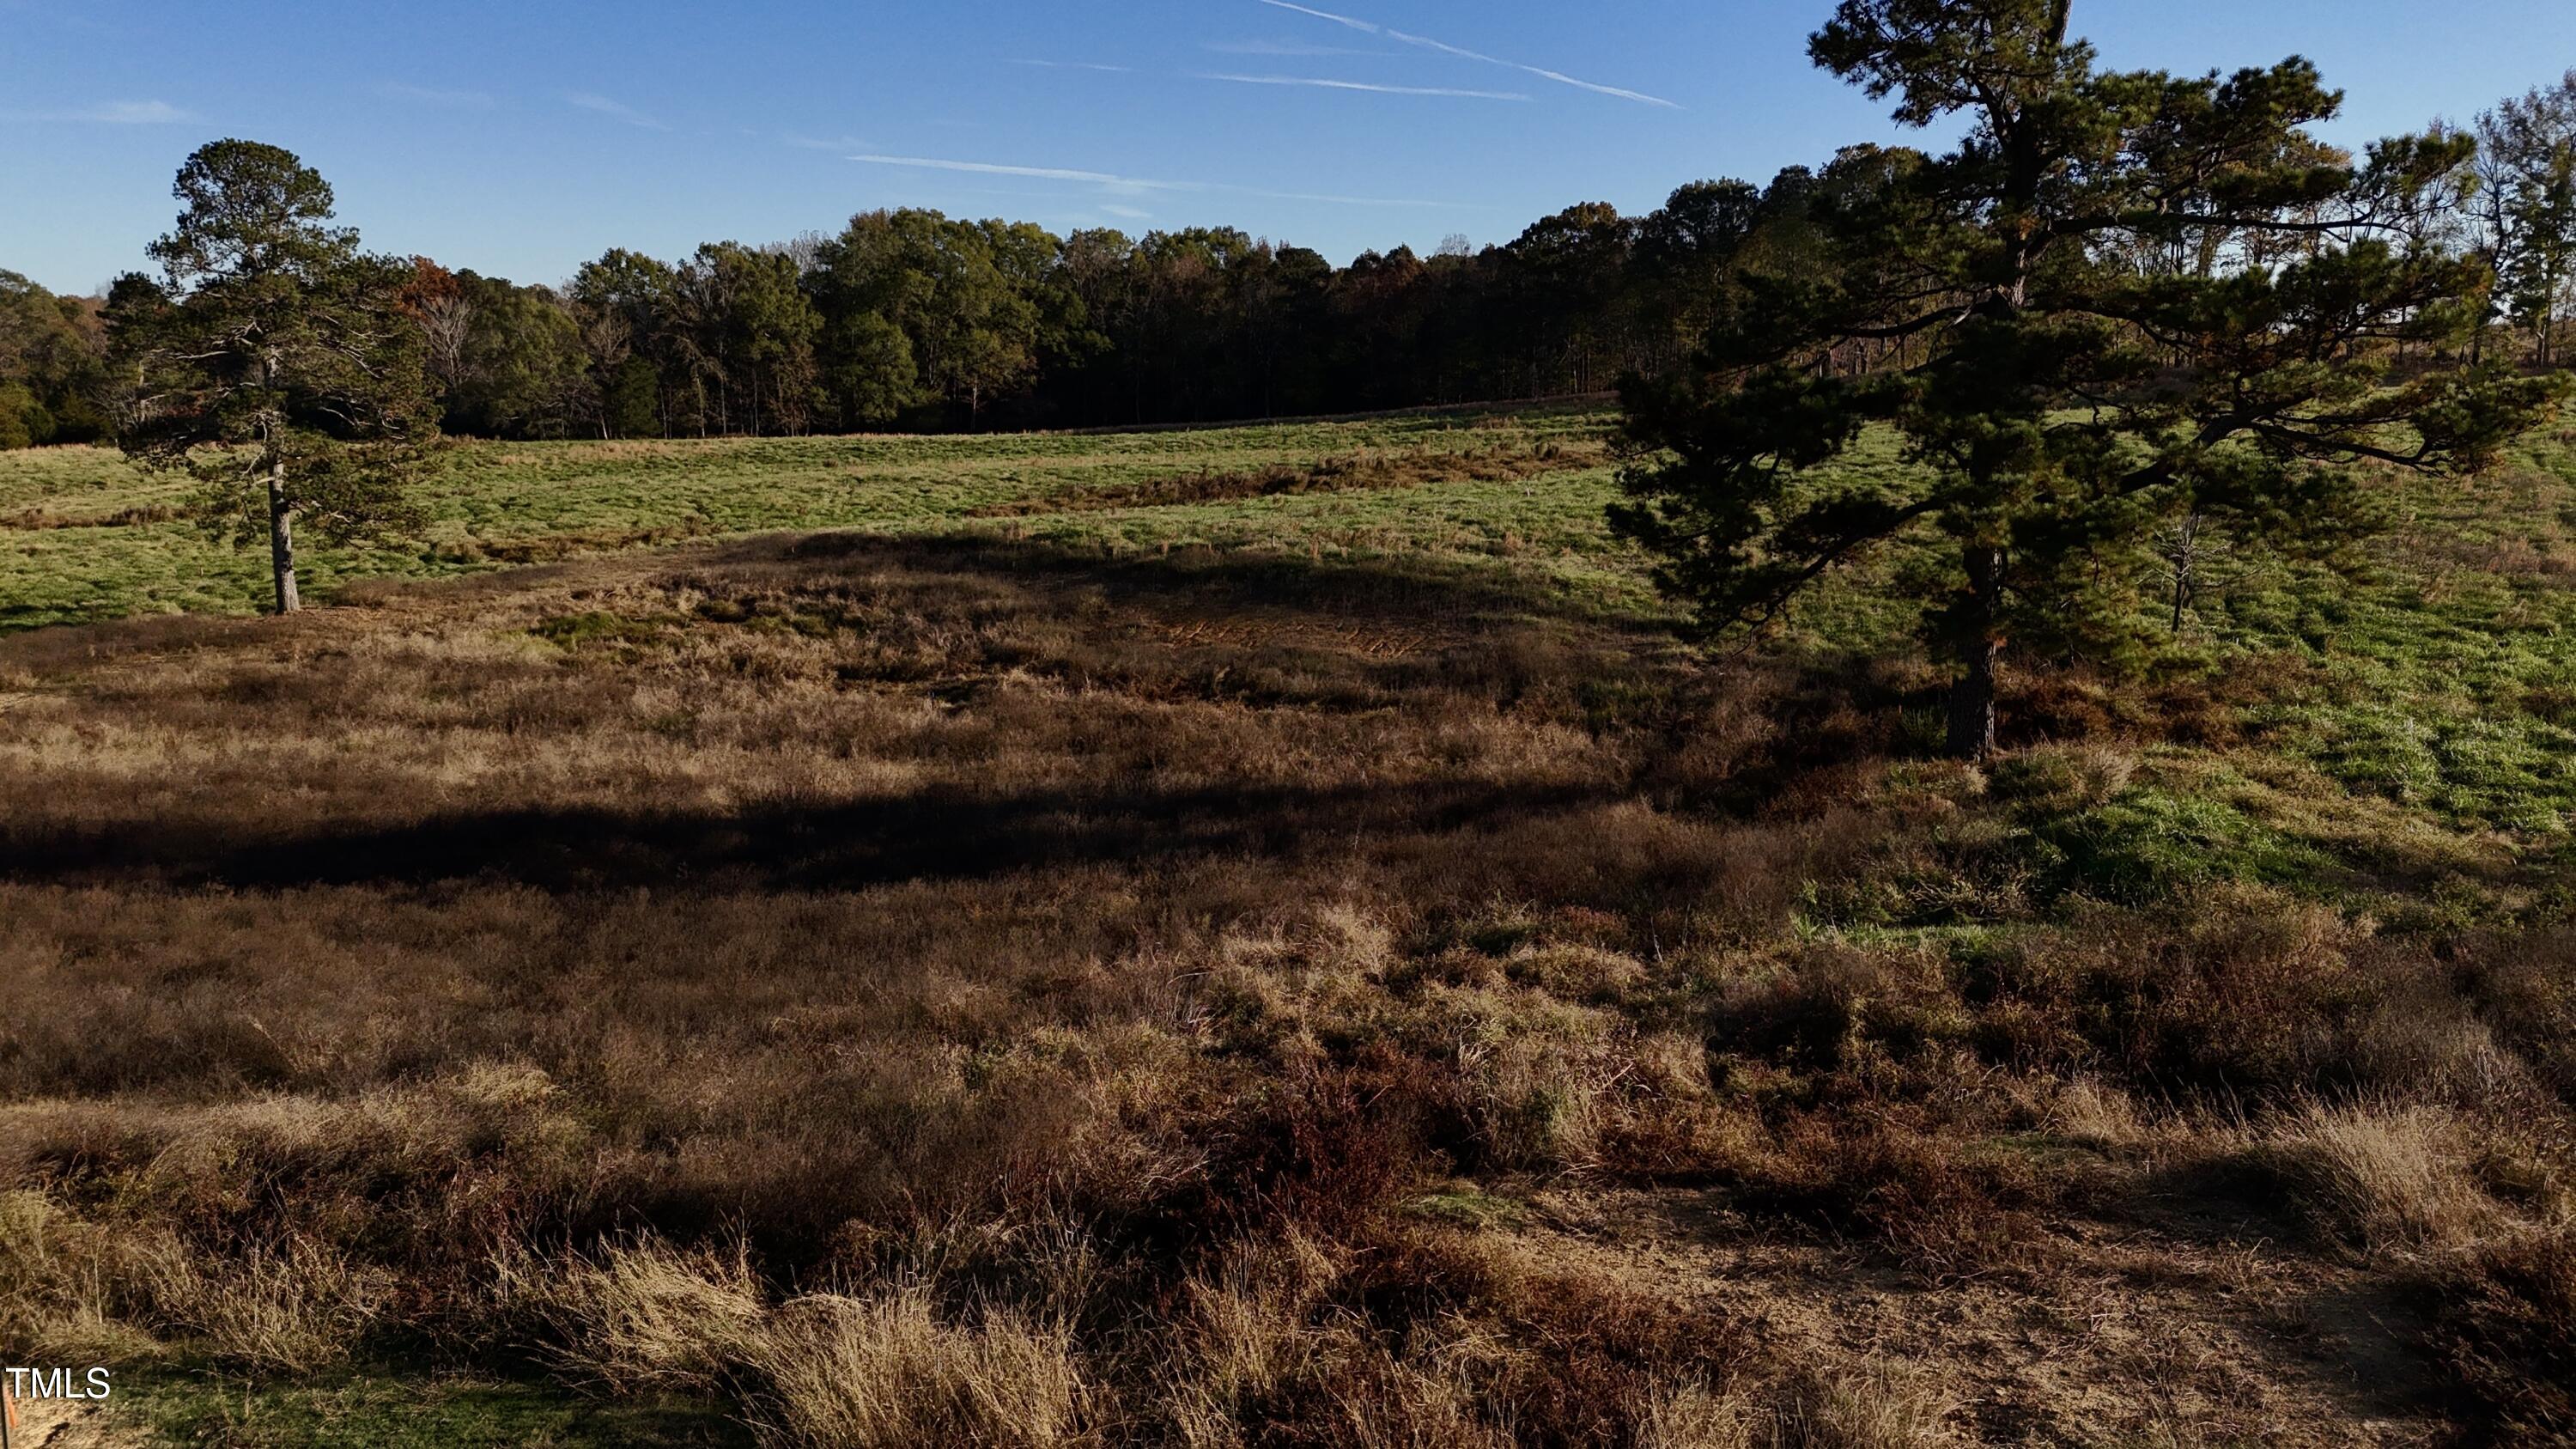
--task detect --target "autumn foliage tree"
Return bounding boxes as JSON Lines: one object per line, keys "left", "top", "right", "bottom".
{"left": 108, "top": 141, "right": 437, "bottom": 613}
{"left": 1613, "top": 0, "right": 2570, "bottom": 758}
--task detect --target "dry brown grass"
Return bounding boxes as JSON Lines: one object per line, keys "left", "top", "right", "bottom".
{"left": 498, "top": 1237, "right": 768, "bottom": 1396}
{"left": 2250, "top": 1101, "right": 2500, "bottom": 1259}
{"left": 1769, "top": 1366, "right": 1959, "bottom": 1448}
{"left": 745, "top": 1288, "right": 1088, "bottom": 1449}
{"left": 1631, "top": 1367, "right": 1956, "bottom": 1449}
{"left": 2435, "top": 1224, "right": 2576, "bottom": 1441}
{"left": 1, "top": 530, "right": 2573, "bottom": 1442}
{"left": 136, "top": 1236, "right": 390, "bottom": 1376}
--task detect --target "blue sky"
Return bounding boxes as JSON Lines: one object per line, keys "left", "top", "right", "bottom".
{"left": 5, "top": 0, "right": 2573, "bottom": 295}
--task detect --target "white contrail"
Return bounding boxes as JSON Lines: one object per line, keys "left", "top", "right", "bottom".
{"left": 843, "top": 153, "right": 1461, "bottom": 208}
{"left": 1198, "top": 73, "right": 1529, "bottom": 100}
{"left": 1203, "top": 39, "right": 1389, "bottom": 57}
{"left": 848, "top": 155, "right": 1163, "bottom": 187}
{"left": 1254, "top": 0, "right": 1678, "bottom": 108}
{"left": 566, "top": 92, "right": 670, "bottom": 130}
{"left": 380, "top": 82, "right": 496, "bottom": 109}
{"left": 7, "top": 100, "right": 203, "bottom": 124}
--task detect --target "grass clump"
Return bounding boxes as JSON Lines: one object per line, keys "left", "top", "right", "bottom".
{"left": 746, "top": 1290, "right": 1087, "bottom": 1449}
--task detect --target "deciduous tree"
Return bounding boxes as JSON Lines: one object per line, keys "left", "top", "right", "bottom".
{"left": 2475, "top": 72, "right": 2576, "bottom": 362}
{"left": 0, "top": 271, "right": 110, "bottom": 447}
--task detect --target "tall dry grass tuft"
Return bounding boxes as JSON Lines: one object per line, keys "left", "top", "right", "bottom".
{"left": 2252, "top": 1100, "right": 2497, "bottom": 1258}
{"left": 1158, "top": 1232, "right": 1343, "bottom": 1444}
{"left": 744, "top": 1287, "right": 1088, "bottom": 1449}
{"left": 0, "top": 1189, "right": 161, "bottom": 1362}
{"left": 138, "top": 1235, "right": 388, "bottom": 1375}
{"left": 1635, "top": 1381, "right": 1757, "bottom": 1449}
{"left": 498, "top": 1237, "right": 768, "bottom": 1396}
{"left": 1633, "top": 1367, "right": 1955, "bottom": 1449}
{"left": 2044, "top": 1077, "right": 2150, "bottom": 1154}
{"left": 1769, "top": 1364, "right": 1959, "bottom": 1448}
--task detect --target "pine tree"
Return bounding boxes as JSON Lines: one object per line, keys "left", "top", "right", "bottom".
{"left": 1613, "top": 0, "right": 2570, "bottom": 757}
{"left": 109, "top": 141, "right": 437, "bottom": 614}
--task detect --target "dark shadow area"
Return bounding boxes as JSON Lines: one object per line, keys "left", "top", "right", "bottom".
{"left": 0, "top": 776, "right": 1614, "bottom": 892}
{"left": 0, "top": 526, "right": 1668, "bottom": 670}
{"left": 756, "top": 529, "right": 1664, "bottom": 634}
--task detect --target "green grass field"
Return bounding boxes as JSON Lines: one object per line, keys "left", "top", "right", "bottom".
{"left": 0, "top": 405, "right": 1634, "bottom": 633}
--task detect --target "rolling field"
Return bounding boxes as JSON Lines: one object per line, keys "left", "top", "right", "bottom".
{"left": 9, "top": 408, "right": 2576, "bottom": 1444}
{"left": 0, "top": 405, "right": 1632, "bottom": 634}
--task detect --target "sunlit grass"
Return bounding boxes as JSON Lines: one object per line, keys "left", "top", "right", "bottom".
{"left": 0, "top": 403, "right": 1623, "bottom": 631}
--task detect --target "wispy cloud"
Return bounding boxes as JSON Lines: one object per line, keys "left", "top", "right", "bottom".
{"left": 565, "top": 92, "right": 669, "bottom": 130}
{"left": 1255, "top": 0, "right": 1678, "bottom": 108}
{"left": 1198, "top": 72, "right": 1528, "bottom": 100}
{"left": 785, "top": 132, "right": 872, "bottom": 151}
{"left": 1099, "top": 203, "right": 1154, "bottom": 220}
{"left": 843, "top": 152, "right": 1456, "bottom": 209}
{"left": 92, "top": 99, "right": 199, "bottom": 123}
{"left": 1008, "top": 59, "right": 1134, "bottom": 73}
{"left": 1203, "top": 39, "right": 1388, "bottom": 58}
{"left": 380, "top": 82, "right": 495, "bottom": 108}
{"left": 6, "top": 99, "right": 202, "bottom": 124}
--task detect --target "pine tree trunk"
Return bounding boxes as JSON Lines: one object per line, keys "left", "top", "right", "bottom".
{"left": 266, "top": 461, "right": 301, "bottom": 615}
{"left": 1947, "top": 635, "right": 1997, "bottom": 760}
{"left": 2168, "top": 512, "right": 2201, "bottom": 633}
{"left": 1946, "top": 545, "right": 2002, "bottom": 759}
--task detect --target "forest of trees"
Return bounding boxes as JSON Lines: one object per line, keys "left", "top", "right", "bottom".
{"left": 3, "top": 70, "right": 2573, "bottom": 448}
{"left": 0, "top": 272, "right": 109, "bottom": 447}
{"left": 369, "top": 187, "right": 1793, "bottom": 440}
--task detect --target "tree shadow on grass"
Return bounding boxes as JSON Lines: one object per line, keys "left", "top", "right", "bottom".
{"left": 0, "top": 776, "right": 1615, "bottom": 892}
{"left": 0, "top": 526, "right": 1668, "bottom": 670}
{"left": 756, "top": 528, "right": 1662, "bottom": 633}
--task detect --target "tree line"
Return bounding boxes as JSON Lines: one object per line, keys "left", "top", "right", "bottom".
{"left": 0, "top": 273, "right": 109, "bottom": 448}
{"left": 4, "top": 63, "right": 2570, "bottom": 451}
{"left": 358, "top": 189, "right": 1814, "bottom": 440}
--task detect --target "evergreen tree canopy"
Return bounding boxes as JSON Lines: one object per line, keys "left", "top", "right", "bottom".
{"left": 108, "top": 140, "right": 437, "bottom": 613}
{"left": 1613, "top": 0, "right": 2571, "bottom": 757}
